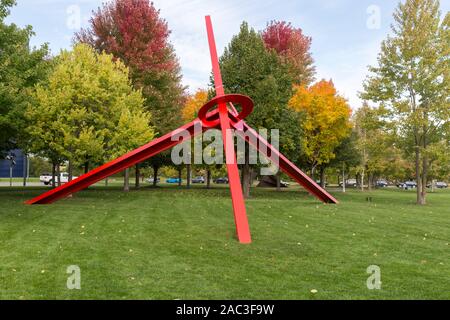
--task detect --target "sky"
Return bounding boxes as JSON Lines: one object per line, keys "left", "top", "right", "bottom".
{"left": 6, "top": 0, "right": 450, "bottom": 109}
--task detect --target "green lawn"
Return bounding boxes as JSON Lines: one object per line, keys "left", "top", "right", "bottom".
{"left": 0, "top": 185, "right": 449, "bottom": 300}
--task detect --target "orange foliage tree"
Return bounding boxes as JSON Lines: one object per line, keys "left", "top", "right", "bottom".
{"left": 289, "top": 80, "right": 352, "bottom": 182}
{"left": 182, "top": 89, "right": 208, "bottom": 122}
{"left": 180, "top": 89, "right": 209, "bottom": 187}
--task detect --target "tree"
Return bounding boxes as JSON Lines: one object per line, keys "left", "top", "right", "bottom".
{"left": 427, "top": 139, "right": 450, "bottom": 185}
{"left": 76, "top": 0, "right": 185, "bottom": 186}
{"left": 218, "top": 22, "right": 298, "bottom": 197}
{"left": 289, "top": 80, "right": 352, "bottom": 186}
{"left": 182, "top": 89, "right": 209, "bottom": 188}
{"left": 76, "top": 0, "right": 184, "bottom": 133}
{"left": 330, "top": 131, "right": 361, "bottom": 192}
{"left": 262, "top": 20, "right": 315, "bottom": 85}
{"left": 28, "top": 155, "right": 52, "bottom": 178}
{"left": 182, "top": 89, "right": 208, "bottom": 121}
{"left": 361, "top": 0, "right": 449, "bottom": 204}
{"left": 0, "top": 0, "right": 49, "bottom": 155}
{"left": 26, "top": 44, "right": 155, "bottom": 188}
{"left": 353, "top": 103, "right": 394, "bottom": 190}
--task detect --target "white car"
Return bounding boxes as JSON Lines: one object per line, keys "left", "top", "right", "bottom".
{"left": 339, "top": 179, "right": 358, "bottom": 187}
{"left": 40, "top": 172, "right": 77, "bottom": 185}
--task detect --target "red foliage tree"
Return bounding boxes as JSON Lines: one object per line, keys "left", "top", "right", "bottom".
{"left": 262, "top": 21, "right": 315, "bottom": 85}
{"left": 76, "top": 0, "right": 184, "bottom": 134}
{"left": 76, "top": 0, "right": 186, "bottom": 187}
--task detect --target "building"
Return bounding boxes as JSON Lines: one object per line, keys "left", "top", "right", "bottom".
{"left": 0, "top": 149, "right": 29, "bottom": 178}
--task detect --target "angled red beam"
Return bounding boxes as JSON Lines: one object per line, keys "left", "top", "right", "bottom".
{"left": 205, "top": 16, "right": 251, "bottom": 244}
{"left": 230, "top": 118, "right": 338, "bottom": 204}
{"left": 26, "top": 116, "right": 213, "bottom": 205}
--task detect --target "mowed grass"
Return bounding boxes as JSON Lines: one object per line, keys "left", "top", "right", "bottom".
{"left": 0, "top": 184, "right": 449, "bottom": 300}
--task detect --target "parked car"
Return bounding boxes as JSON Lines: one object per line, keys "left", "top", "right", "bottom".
{"left": 40, "top": 173, "right": 52, "bottom": 185}
{"left": 435, "top": 182, "right": 448, "bottom": 189}
{"left": 146, "top": 177, "right": 160, "bottom": 184}
{"left": 192, "top": 176, "right": 205, "bottom": 184}
{"left": 166, "top": 177, "right": 182, "bottom": 184}
{"left": 376, "top": 180, "right": 388, "bottom": 188}
{"left": 339, "top": 179, "right": 357, "bottom": 187}
{"left": 214, "top": 177, "right": 229, "bottom": 184}
{"left": 398, "top": 181, "right": 417, "bottom": 189}
{"left": 427, "top": 181, "right": 448, "bottom": 189}
{"left": 40, "top": 172, "right": 77, "bottom": 185}
{"left": 280, "top": 180, "right": 290, "bottom": 188}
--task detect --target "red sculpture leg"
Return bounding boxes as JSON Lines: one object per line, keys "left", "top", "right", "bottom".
{"left": 25, "top": 118, "right": 210, "bottom": 205}
{"left": 231, "top": 120, "right": 338, "bottom": 204}
{"left": 205, "top": 16, "right": 251, "bottom": 244}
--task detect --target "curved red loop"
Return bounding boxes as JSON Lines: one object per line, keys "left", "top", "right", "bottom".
{"left": 198, "top": 94, "right": 254, "bottom": 128}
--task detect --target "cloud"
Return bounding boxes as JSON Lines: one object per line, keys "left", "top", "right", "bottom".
{"left": 10, "top": 0, "right": 404, "bottom": 105}
{"left": 315, "top": 38, "right": 383, "bottom": 109}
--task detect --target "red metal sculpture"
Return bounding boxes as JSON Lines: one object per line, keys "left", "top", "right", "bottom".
{"left": 26, "top": 16, "right": 338, "bottom": 244}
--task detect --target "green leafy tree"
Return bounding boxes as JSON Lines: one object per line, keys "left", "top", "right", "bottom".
{"left": 28, "top": 155, "right": 52, "bottom": 178}
{"left": 361, "top": 0, "right": 449, "bottom": 204}
{"left": 76, "top": 0, "right": 186, "bottom": 185}
{"left": 330, "top": 131, "right": 361, "bottom": 192}
{"left": 353, "top": 103, "right": 397, "bottom": 190}
{"left": 217, "top": 22, "right": 300, "bottom": 197}
{"left": 0, "top": 0, "right": 50, "bottom": 155}
{"left": 427, "top": 139, "right": 450, "bottom": 184}
{"left": 26, "top": 44, "right": 155, "bottom": 188}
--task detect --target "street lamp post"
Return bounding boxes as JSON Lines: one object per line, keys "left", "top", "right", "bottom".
{"left": 5, "top": 153, "right": 16, "bottom": 187}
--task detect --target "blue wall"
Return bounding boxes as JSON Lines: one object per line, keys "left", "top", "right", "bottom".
{"left": 0, "top": 149, "right": 28, "bottom": 178}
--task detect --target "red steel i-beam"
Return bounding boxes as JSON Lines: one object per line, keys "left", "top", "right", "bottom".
{"left": 205, "top": 16, "right": 251, "bottom": 244}
{"left": 25, "top": 117, "right": 212, "bottom": 205}
{"left": 231, "top": 119, "right": 338, "bottom": 204}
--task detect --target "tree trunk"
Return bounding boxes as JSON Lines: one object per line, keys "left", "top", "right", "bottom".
{"left": 178, "top": 168, "right": 182, "bottom": 187}
{"left": 206, "top": 169, "right": 211, "bottom": 189}
{"left": 84, "top": 162, "right": 89, "bottom": 174}
{"left": 51, "top": 162, "right": 56, "bottom": 188}
{"left": 56, "top": 163, "right": 61, "bottom": 187}
{"left": 186, "top": 164, "right": 191, "bottom": 189}
{"left": 361, "top": 168, "right": 365, "bottom": 192}
{"left": 368, "top": 174, "right": 372, "bottom": 192}
{"left": 68, "top": 161, "right": 73, "bottom": 182}
{"left": 123, "top": 168, "right": 130, "bottom": 192}
{"left": 22, "top": 153, "right": 28, "bottom": 187}
{"left": 421, "top": 142, "right": 428, "bottom": 205}
{"left": 153, "top": 166, "right": 159, "bottom": 187}
{"left": 311, "top": 165, "right": 316, "bottom": 181}
{"left": 135, "top": 164, "right": 140, "bottom": 189}
{"left": 105, "top": 177, "right": 109, "bottom": 187}
{"left": 415, "top": 146, "right": 424, "bottom": 205}
{"left": 242, "top": 144, "right": 251, "bottom": 198}
{"left": 276, "top": 172, "right": 281, "bottom": 192}
{"left": 320, "top": 166, "right": 326, "bottom": 188}
{"left": 342, "top": 163, "right": 346, "bottom": 193}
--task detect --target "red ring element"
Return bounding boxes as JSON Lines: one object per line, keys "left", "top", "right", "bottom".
{"left": 198, "top": 94, "right": 254, "bottom": 128}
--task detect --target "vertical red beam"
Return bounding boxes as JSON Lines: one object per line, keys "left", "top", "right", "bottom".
{"left": 205, "top": 16, "right": 251, "bottom": 244}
